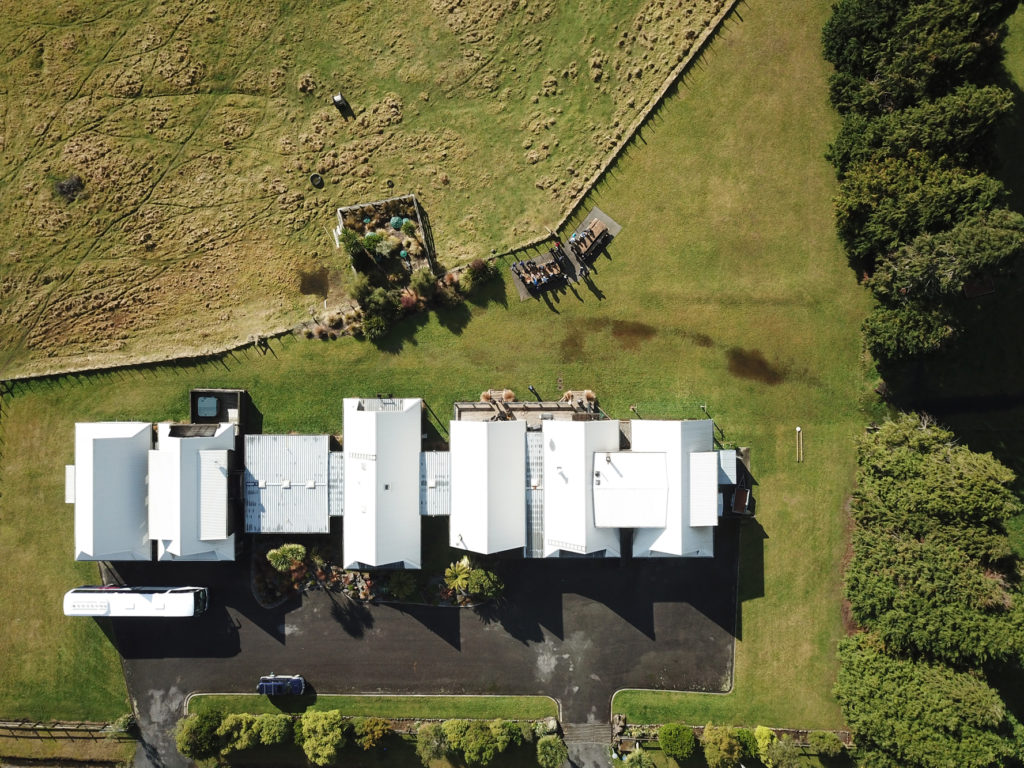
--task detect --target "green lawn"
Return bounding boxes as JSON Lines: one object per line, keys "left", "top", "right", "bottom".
{"left": 0, "top": 0, "right": 868, "bottom": 729}
{"left": 187, "top": 694, "right": 556, "bottom": 720}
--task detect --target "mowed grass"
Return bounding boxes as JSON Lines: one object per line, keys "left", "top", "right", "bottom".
{"left": 0, "top": 0, "right": 868, "bottom": 728}
{"left": 187, "top": 695, "right": 556, "bottom": 720}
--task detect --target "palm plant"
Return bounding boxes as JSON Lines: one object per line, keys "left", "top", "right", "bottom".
{"left": 444, "top": 556, "right": 472, "bottom": 594}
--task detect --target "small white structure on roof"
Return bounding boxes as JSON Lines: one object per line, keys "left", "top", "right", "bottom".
{"left": 342, "top": 398, "right": 422, "bottom": 569}
{"left": 542, "top": 420, "right": 622, "bottom": 557}
{"left": 631, "top": 419, "right": 717, "bottom": 558}
{"left": 244, "top": 434, "right": 330, "bottom": 534}
{"left": 592, "top": 451, "right": 668, "bottom": 529}
{"left": 68, "top": 422, "right": 153, "bottom": 561}
{"left": 449, "top": 420, "right": 526, "bottom": 554}
{"left": 148, "top": 423, "right": 236, "bottom": 561}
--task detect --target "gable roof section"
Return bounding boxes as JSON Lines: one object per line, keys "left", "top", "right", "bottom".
{"left": 71, "top": 422, "right": 153, "bottom": 561}
{"left": 631, "top": 419, "right": 716, "bottom": 558}
{"left": 150, "top": 422, "right": 236, "bottom": 561}
{"left": 541, "top": 419, "right": 621, "bottom": 557}
{"left": 449, "top": 420, "right": 526, "bottom": 554}
{"left": 342, "top": 398, "right": 422, "bottom": 569}
{"left": 592, "top": 451, "right": 668, "bottom": 528}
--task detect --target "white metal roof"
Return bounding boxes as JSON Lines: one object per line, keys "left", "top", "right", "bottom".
{"left": 718, "top": 449, "right": 738, "bottom": 484}
{"left": 199, "top": 450, "right": 229, "bottom": 541}
{"left": 592, "top": 451, "right": 668, "bottom": 528}
{"left": 329, "top": 451, "right": 345, "bottom": 517}
{"left": 244, "top": 434, "right": 330, "bottom": 533}
{"left": 689, "top": 452, "right": 721, "bottom": 527}
{"left": 449, "top": 421, "right": 526, "bottom": 554}
{"left": 420, "top": 451, "right": 452, "bottom": 516}
{"left": 631, "top": 419, "right": 716, "bottom": 558}
{"left": 150, "top": 422, "right": 235, "bottom": 561}
{"left": 342, "top": 398, "right": 422, "bottom": 569}
{"left": 541, "top": 420, "right": 621, "bottom": 557}
{"left": 71, "top": 422, "right": 153, "bottom": 561}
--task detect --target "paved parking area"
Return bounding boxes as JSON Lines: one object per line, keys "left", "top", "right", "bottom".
{"left": 112, "top": 521, "right": 739, "bottom": 767}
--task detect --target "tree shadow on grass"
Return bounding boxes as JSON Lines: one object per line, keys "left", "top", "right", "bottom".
{"left": 876, "top": 275, "right": 1024, "bottom": 406}
{"left": 368, "top": 310, "right": 430, "bottom": 354}
{"left": 267, "top": 684, "right": 319, "bottom": 714}
{"left": 435, "top": 302, "right": 473, "bottom": 335}
{"left": 992, "top": 76, "right": 1024, "bottom": 215}
{"left": 465, "top": 272, "right": 510, "bottom": 309}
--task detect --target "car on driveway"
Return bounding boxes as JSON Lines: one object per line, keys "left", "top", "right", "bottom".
{"left": 257, "top": 674, "right": 305, "bottom": 695}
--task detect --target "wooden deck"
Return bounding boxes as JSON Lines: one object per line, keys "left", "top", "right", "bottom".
{"left": 508, "top": 206, "right": 621, "bottom": 302}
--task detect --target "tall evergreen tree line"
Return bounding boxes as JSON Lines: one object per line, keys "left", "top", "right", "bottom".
{"left": 823, "top": 0, "right": 1024, "bottom": 361}
{"left": 835, "top": 415, "right": 1024, "bottom": 767}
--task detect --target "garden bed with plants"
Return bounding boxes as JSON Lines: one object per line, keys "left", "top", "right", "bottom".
{"left": 253, "top": 544, "right": 505, "bottom": 609}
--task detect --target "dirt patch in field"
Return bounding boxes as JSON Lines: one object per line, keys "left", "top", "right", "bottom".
{"left": 298, "top": 266, "right": 329, "bottom": 297}
{"left": 559, "top": 328, "right": 586, "bottom": 362}
{"left": 725, "top": 347, "right": 786, "bottom": 384}
{"left": 684, "top": 331, "right": 714, "bottom": 347}
{"left": 611, "top": 320, "right": 656, "bottom": 349}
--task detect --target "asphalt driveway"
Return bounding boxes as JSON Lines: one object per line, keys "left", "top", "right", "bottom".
{"left": 111, "top": 520, "right": 740, "bottom": 767}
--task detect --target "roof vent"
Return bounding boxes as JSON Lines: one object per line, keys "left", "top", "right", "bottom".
{"left": 282, "top": 479, "right": 291, "bottom": 489}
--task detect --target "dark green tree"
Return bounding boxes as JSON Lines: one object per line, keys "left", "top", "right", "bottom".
{"left": 765, "top": 737, "right": 802, "bottom": 768}
{"left": 341, "top": 228, "right": 375, "bottom": 274}
{"left": 467, "top": 569, "right": 504, "bottom": 601}
{"left": 846, "top": 530, "right": 1023, "bottom": 664}
{"left": 442, "top": 719, "right": 471, "bottom": 752}
{"left": 821, "top": 0, "right": 907, "bottom": 77}
{"left": 827, "top": 85, "right": 1014, "bottom": 176}
{"left": 868, "top": 209, "right": 1024, "bottom": 303}
{"left": 536, "top": 734, "right": 568, "bottom": 768}
{"left": 835, "top": 635, "right": 1019, "bottom": 768}
{"left": 854, "top": 414, "right": 1022, "bottom": 562}
{"left": 461, "top": 720, "right": 499, "bottom": 766}
{"left": 701, "top": 724, "right": 744, "bottom": 768}
{"left": 835, "top": 153, "right": 1005, "bottom": 271}
{"left": 825, "top": 0, "right": 1018, "bottom": 114}
{"left": 299, "top": 710, "right": 349, "bottom": 766}
{"left": 415, "top": 722, "right": 448, "bottom": 766}
{"left": 360, "top": 287, "right": 401, "bottom": 342}
{"left": 489, "top": 719, "right": 523, "bottom": 752}
{"left": 216, "top": 713, "right": 259, "bottom": 755}
{"left": 808, "top": 731, "right": 844, "bottom": 757}
{"left": 625, "top": 745, "right": 656, "bottom": 768}
{"left": 253, "top": 713, "right": 293, "bottom": 746}
{"left": 352, "top": 716, "right": 390, "bottom": 750}
{"left": 658, "top": 723, "right": 696, "bottom": 761}
{"left": 861, "top": 304, "right": 955, "bottom": 359}
{"left": 174, "top": 710, "right": 223, "bottom": 760}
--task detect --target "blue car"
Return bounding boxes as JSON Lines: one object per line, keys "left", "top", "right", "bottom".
{"left": 257, "top": 675, "right": 305, "bottom": 695}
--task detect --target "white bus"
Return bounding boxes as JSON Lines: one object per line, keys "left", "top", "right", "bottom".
{"left": 63, "top": 586, "right": 209, "bottom": 617}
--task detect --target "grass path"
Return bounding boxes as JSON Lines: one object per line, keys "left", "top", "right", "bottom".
{"left": 0, "top": 0, "right": 867, "bottom": 728}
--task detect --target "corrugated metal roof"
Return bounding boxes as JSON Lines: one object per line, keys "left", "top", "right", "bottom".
{"left": 244, "top": 434, "right": 329, "bottom": 533}
{"left": 420, "top": 451, "right": 451, "bottom": 516}
{"left": 199, "top": 450, "right": 229, "bottom": 541}
{"left": 328, "top": 452, "right": 344, "bottom": 517}
{"left": 525, "top": 431, "right": 545, "bottom": 557}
